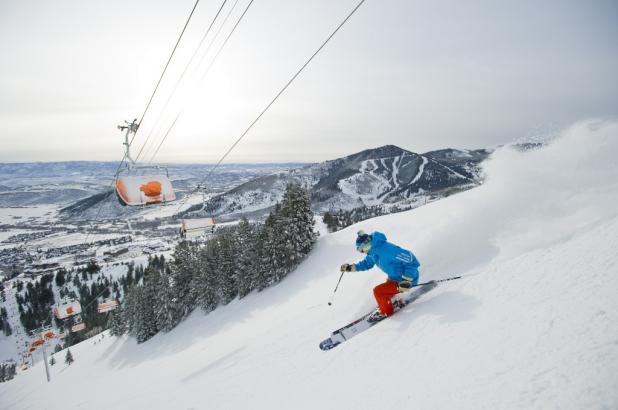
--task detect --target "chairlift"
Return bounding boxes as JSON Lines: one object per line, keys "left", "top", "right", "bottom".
{"left": 114, "top": 119, "right": 176, "bottom": 206}
{"left": 116, "top": 170, "right": 176, "bottom": 206}
{"left": 179, "top": 217, "right": 216, "bottom": 240}
{"left": 97, "top": 299, "right": 119, "bottom": 313}
{"left": 31, "top": 339, "right": 44, "bottom": 348}
{"left": 71, "top": 323, "right": 86, "bottom": 332}
{"left": 54, "top": 300, "right": 82, "bottom": 320}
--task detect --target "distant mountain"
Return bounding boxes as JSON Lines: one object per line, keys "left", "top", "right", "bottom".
{"left": 184, "top": 145, "right": 490, "bottom": 221}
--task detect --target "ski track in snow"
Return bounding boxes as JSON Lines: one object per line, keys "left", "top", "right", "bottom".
{"left": 411, "top": 156, "right": 428, "bottom": 184}
{"left": 1, "top": 120, "right": 618, "bottom": 410}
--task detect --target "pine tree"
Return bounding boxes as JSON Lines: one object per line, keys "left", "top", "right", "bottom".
{"left": 55, "top": 269, "right": 66, "bottom": 287}
{"left": 128, "top": 278, "right": 160, "bottom": 343}
{"left": 3, "top": 321, "right": 12, "bottom": 337}
{"left": 263, "top": 183, "right": 318, "bottom": 283}
{"left": 65, "top": 349, "right": 74, "bottom": 365}
{"left": 108, "top": 305, "right": 127, "bottom": 336}
{"left": 49, "top": 356, "right": 56, "bottom": 366}
{"left": 255, "top": 212, "right": 278, "bottom": 289}
{"left": 280, "top": 183, "right": 317, "bottom": 271}
{"left": 0, "top": 362, "right": 16, "bottom": 382}
{"left": 190, "top": 244, "right": 219, "bottom": 313}
{"left": 153, "top": 267, "right": 183, "bottom": 333}
{"left": 217, "top": 232, "right": 237, "bottom": 305}
{"left": 169, "top": 241, "right": 200, "bottom": 318}
{"left": 235, "top": 217, "right": 258, "bottom": 297}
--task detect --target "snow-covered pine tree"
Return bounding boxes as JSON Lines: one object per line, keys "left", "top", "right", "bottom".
{"left": 0, "top": 362, "right": 16, "bottom": 382}
{"left": 190, "top": 244, "right": 220, "bottom": 312}
{"left": 0, "top": 308, "right": 11, "bottom": 336}
{"left": 137, "top": 271, "right": 160, "bottom": 342}
{"left": 216, "top": 231, "right": 237, "bottom": 305}
{"left": 153, "top": 265, "right": 184, "bottom": 333}
{"left": 123, "top": 274, "right": 159, "bottom": 343}
{"left": 276, "top": 183, "right": 317, "bottom": 279}
{"left": 235, "top": 217, "right": 258, "bottom": 298}
{"left": 65, "top": 349, "right": 74, "bottom": 365}
{"left": 255, "top": 210, "right": 278, "bottom": 289}
{"left": 170, "top": 241, "right": 200, "bottom": 318}
{"left": 108, "top": 305, "right": 128, "bottom": 336}
{"left": 3, "top": 322, "right": 12, "bottom": 337}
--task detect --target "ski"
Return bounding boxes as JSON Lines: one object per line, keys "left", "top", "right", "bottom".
{"left": 319, "top": 280, "right": 438, "bottom": 351}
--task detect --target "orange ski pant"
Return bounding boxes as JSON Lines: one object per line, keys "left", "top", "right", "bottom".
{"left": 373, "top": 280, "right": 400, "bottom": 316}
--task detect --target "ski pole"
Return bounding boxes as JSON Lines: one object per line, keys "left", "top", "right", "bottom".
{"left": 403, "top": 275, "right": 464, "bottom": 289}
{"left": 327, "top": 271, "right": 346, "bottom": 306}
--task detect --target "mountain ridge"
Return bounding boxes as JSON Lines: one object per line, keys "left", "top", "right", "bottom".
{"left": 186, "top": 144, "right": 490, "bottom": 220}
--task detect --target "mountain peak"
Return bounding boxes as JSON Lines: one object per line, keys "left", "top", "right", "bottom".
{"left": 346, "top": 144, "right": 413, "bottom": 161}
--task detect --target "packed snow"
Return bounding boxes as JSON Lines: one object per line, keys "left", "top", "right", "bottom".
{"left": 0, "top": 205, "right": 59, "bottom": 225}
{"left": 1, "top": 120, "right": 617, "bottom": 409}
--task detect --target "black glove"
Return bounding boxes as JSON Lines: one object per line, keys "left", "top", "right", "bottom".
{"left": 340, "top": 263, "right": 356, "bottom": 272}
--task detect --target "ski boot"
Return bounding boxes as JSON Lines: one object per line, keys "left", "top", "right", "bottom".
{"left": 367, "top": 310, "right": 388, "bottom": 324}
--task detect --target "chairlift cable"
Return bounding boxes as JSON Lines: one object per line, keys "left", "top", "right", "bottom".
{"left": 131, "top": 0, "right": 201, "bottom": 146}
{"left": 134, "top": 0, "right": 229, "bottom": 164}
{"left": 141, "top": 0, "right": 241, "bottom": 164}
{"left": 171, "top": 0, "right": 368, "bottom": 215}
{"left": 147, "top": 0, "right": 254, "bottom": 165}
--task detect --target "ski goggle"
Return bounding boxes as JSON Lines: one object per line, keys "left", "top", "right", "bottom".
{"left": 356, "top": 234, "right": 371, "bottom": 251}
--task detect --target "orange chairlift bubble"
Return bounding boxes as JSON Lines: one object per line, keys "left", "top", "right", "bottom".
{"left": 54, "top": 300, "right": 82, "bottom": 320}
{"left": 115, "top": 174, "right": 175, "bottom": 206}
{"left": 31, "top": 339, "right": 44, "bottom": 348}
{"left": 114, "top": 119, "right": 176, "bottom": 207}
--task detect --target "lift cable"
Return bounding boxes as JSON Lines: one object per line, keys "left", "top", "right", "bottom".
{"left": 130, "top": 0, "right": 201, "bottom": 149}
{"left": 147, "top": 0, "right": 254, "bottom": 165}
{"left": 170, "top": 0, "right": 368, "bottom": 215}
{"left": 134, "top": 0, "right": 229, "bottom": 164}
{"left": 141, "top": 0, "right": 242, "bottom": 164}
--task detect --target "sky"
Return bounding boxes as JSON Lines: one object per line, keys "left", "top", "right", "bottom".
{"left": 0, "top": 0, "right": 616, "bottom": 164}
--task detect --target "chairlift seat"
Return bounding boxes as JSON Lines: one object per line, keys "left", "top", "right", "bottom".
{"left": 97, "top": 300, "right": 119, "bottom": 313}
{"left": 116, "top": 174, "right": 176, "bottom": 206}
{"left": 54, "top": 301, "right": 82, "bottom": 319}
{"left": 180, "top": 218, "right": 216, "bottom": 239}
{"left": 71, "top": 323, "right": 86, "bottom": 332}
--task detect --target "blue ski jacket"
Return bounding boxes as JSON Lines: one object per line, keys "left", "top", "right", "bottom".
{"left": 354, "top": 232, "right": 420, "bottom": 284}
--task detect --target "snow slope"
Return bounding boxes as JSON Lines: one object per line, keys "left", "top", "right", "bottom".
{"left": 1, "top": 120, "right": 617, "bottom": 409}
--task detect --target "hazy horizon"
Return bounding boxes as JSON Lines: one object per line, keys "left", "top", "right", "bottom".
{"left": 1, "top": 0, "right": 616, "bottom": 163}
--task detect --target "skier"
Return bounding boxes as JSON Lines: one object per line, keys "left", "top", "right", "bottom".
{"left": 340, "top": 230, "right": 420, "bottom": 321}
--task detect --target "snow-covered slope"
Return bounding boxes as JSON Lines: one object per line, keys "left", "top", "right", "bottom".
{"left": 1, "top": 120, "right": 617, "bottom": 409}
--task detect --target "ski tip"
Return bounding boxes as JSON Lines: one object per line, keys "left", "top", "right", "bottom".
{"left": 319, "top": 338, "right": 339, "bottom": 351}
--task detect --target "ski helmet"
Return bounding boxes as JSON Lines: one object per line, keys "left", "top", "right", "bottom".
{"left": 355, "top": 230, "right": 372, "bottom": 253}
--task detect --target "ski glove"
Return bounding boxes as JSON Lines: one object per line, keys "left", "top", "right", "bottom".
{"left": 340, "top": 263, "right": 356, "bottom": 272}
